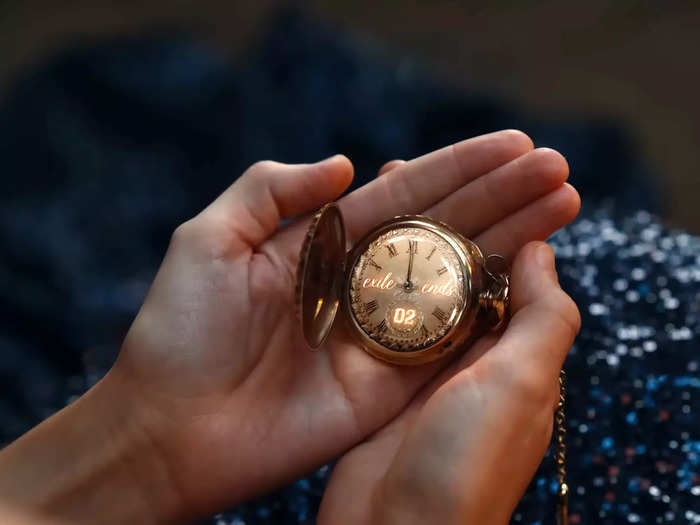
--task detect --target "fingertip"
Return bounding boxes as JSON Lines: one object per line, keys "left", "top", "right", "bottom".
{"left": 320, "top": 153, "right": 353, "bottom": 173}
{"left": 453, "top": 129, "right": 534, "bottom": 171}
{"left": 510, "top": 242, "right": 558, "bottom": 312}
{"left": 564, "top": 182, "right": 581, "bottom": 217}
{"left": 271, "top": 154, "right": 355, "bottom": 219}
{"left": 513, "top": 241, "right": 554, "bottom": 277}
{"left": 558, "top": 183, "right": 581, "bottom": 226}
{"left": 323, "top": 153, "right": 353, "bottom": 169}
{"left": 534, "top": 242, "right": 555, "bottom": 271}
{"left": 546, "top": 183, "right": 581, "bottom": 227}
{"left": 529, "top": 148, "right": 570, "bottom": 185}
{"left": 319, "top": 154, "right": 355, "bottom": 194}
{"left": 462, "top": 129, "right": 534, "bottom": 164}
{"left": 378, "top": 159, "right": 406, "bottom": 176}
{"left": 513, "top": 240, "right": 545, "bottom": 260}
{"left": 498, "top": 129, "right": 535, "bottom": 154}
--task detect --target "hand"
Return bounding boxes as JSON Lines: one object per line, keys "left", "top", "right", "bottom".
{"left": 0, "top": 131, "right": 579, "bottom": 523}
{"left": 317, "top": 241, "right": 580, "bottom": 525}
{"left": 116, "top": 129, "right": 579, "bottom": 518}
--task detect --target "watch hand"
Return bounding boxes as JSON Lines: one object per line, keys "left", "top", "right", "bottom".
{"left": 406, "top": 240, "right": 416, "bottom": 286}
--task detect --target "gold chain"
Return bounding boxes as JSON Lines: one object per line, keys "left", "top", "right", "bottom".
{"left": 555, "top": 369, "right": 569, "bottom": 525}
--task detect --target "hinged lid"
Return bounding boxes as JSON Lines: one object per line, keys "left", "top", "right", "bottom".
{"left": 295, "top": 203, "right": 346, "bottom": 348}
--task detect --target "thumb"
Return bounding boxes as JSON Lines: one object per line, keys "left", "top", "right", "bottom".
{"left": 489, "top": 241, "right": 581, "bottom": 384}
{"left": 200, "top": 155, "right": 354, "bottom": 247}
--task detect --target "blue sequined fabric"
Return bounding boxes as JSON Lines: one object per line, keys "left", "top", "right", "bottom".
{"left": 0, "top": 10, "right": 697, "bottom": 525}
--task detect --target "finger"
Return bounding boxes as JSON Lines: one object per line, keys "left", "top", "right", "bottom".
{"left": 200, "top": 155, "right": 354, "bottom": 247}
{"left": 425, "top": 148, "right": 569, "bottom": 238}
{"left": 491, "top": 241, "right": 581, "bottom": 381}
{"left": 340, "top": 130, "right": 533, "bottom": 241}
{"left": 377, "top": 159, "right": 405, "bottom": 176}
{"left": 474, "top": 183, "right": 580, "bottom": 259}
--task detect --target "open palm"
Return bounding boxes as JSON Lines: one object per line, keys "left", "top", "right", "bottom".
{"left": 111, "top": 130, "right": 579, "bottom": 518}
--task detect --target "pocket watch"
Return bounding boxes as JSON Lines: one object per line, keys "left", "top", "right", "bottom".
{"left": 296, "top": 203, "right": 511, "bottom": 365}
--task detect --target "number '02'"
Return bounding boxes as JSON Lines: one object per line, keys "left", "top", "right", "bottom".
{"left": 393, "top": 307, "right": 416, "bottom": 325}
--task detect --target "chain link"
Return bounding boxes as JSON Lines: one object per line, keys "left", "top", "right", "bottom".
{"left": 555, "top": 369, "right": 569, "bottom": 525}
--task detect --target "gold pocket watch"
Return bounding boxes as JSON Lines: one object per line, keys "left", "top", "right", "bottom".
{"left": 296, "top": 203, "right": 511, "bottom": 365}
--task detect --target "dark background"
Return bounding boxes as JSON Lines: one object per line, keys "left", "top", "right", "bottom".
{"left": 1, "top": 1, "right": 699, "bottom": 233}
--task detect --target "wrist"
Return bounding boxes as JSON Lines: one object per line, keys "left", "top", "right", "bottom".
{"left": 0, "top": 369, "right": 184, "bottom": 524}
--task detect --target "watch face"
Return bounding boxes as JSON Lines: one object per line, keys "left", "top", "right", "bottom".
{"left": 348, "top": 224, "right": 467, "bottom": 352}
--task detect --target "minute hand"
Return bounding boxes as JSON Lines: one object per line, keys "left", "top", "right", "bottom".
{"left": 406, "top": 240, "right": 416, "bottom": 285}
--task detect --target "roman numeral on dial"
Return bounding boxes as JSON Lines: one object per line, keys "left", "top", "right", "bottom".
{"left": 432, "top": 306, "right": 448, "bottom": 323}
{"left": 365, "top": 299, "right": 379, "bottom": 315}
{"left": 407, "top": 239, "right": 418, "bottom": 254}
{"left": 375, "top": 319, "right": 387, "bottom": 333}
{"left": 386, "top": 243, "right": 398, "bottom": 257}
{"left": 436, "top": 266, "right": 448, "bottom": 276}
{"left": 426, "top": 246, "right": 436, "bottom": 260}
{"left": 420, "top": 324, "right": 429, "bottom": 338}
{"left": 368, "top": 258, "right": 382, "bottom": 271}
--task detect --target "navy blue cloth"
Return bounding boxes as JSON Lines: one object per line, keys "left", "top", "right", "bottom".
{"left": 1, "top": 11, "right": 696, "bottom": 525}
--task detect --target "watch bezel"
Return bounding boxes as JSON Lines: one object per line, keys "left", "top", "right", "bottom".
{"left": 343, "top": 215, "right": 477, "bottom": 365}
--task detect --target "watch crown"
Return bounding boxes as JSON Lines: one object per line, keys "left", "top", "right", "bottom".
{"left": 480, "top": 254, "right": 510, "bottom": 330}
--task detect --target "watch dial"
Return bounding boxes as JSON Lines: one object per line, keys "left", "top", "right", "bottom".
{"left": 349, "top": 226, "right": 466, "bottom": 352}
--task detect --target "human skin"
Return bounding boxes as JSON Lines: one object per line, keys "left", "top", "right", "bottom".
{"left": 0, "top": 130, "right": 580, "bottom": 524}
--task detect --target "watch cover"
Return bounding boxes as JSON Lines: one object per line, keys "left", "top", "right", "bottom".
{"left": 295, "top": 202, "right": 346, "bottom": 348}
